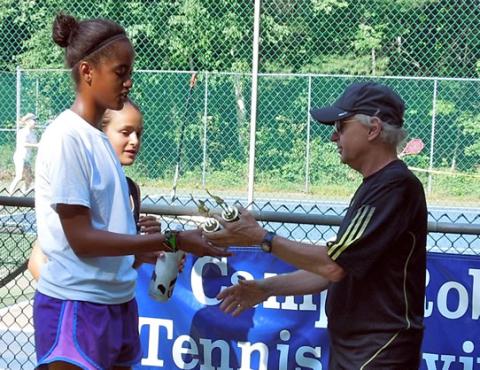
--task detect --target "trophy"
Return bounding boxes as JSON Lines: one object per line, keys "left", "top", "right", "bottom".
{"left": 206, "top": 190, "right": 239, "bottom": 222}
{"left": 190, "top": 195, "right": 221, "bottom": 232}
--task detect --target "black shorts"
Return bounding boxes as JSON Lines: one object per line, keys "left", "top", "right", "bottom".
{"left": 328, "top": 328, "right": 423, "bottom": 370}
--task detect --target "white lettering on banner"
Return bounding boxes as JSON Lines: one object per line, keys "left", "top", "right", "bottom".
{"left": 424, "top": 268, "right": 480, "bottom": 320}
{"left": 192, "top": 257, "right": 254, "bottom": 305}
{"left": 198, "top": 338, "right": 233, "bottom": 370}
{"left": 277, "top": 330, "right": 290, "bottom": 370}
{"left": 282, "top": 292, "right": 317, "bottom": 311}
{"left": 469, "top": 268, "right": 480, "bottom": 320}
{"left": 425, "top": 269, "right": 433, "bottom": 317}
{"left": 438, "top": 281, "right": 469, "bottom": 319}
{"left": 314, "top": 291, "right": 328, "bottom": 329}
{"left": 172, "top": 335, "right": 199, "bottom": 369}
{"left": 422, "top": 340, "right": 480, "bottom": 370}
{"left": 238, "top": 341, "right": 269, "bottom": 370}
{"left": 190, "top": 260, "right": 480, "bottom": 321}
{"left": 138, "top": 317, "right": 173, "bottom": 366}
{"left": 139, "top": 320, "right": 323, "bottom": 369}
{"left": 263, "top": 272, "right": 281, "bottom": 309}
{"left": 191, "top": 257, "right": 324, "bottom": 322}
{"left": 277, "top": 330, "right": 322, "bottom": 370}
{"left": 192, "top": 257, "right": 228, "bottom": 305}
{"left": 296, "top": 346, "right": 322, "bottom": 370}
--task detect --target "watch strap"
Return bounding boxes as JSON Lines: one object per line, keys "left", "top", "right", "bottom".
{"left": 261, "top": 231, "right": 276, "bottom": 253}
{"left": 163, "top": 230, "right": 179, "bottom": 252}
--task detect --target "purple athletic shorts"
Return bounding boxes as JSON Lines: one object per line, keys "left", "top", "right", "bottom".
{"left": 33, "top": 291, "right": 142, "bottom": 369}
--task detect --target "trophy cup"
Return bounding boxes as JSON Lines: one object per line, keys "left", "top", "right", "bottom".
{"left": 190, "top": 195, "right": 221, "bottom": 232}
{"left": 206, "top": 190, "right": 239, "bottom": 222}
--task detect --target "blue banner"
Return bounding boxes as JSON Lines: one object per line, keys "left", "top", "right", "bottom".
{"left": 422, "top": 253, "right": 480, "bottom": 370}
{"left": 134, "top": 250, "right": 480, "bottom": 369}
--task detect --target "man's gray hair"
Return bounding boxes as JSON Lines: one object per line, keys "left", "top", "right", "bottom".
{"left": 355, "top": 113, "right": 407, "bottom": 148}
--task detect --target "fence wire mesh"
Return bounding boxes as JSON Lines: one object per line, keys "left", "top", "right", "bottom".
{"left": 1, "top": 0, "right": 480, "bottom": 203}
{"left": 1, "top": 71, "right": 479, "bottom": 204}
{"left": 1, "top": 1, "right": 480, "bottom": 78}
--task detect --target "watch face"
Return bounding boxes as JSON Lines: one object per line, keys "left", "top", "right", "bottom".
{"left": 261, "top": 241, "right": 272, "bottom": 253}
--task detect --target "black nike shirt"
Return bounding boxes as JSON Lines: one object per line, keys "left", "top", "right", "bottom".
{"left": 326, "top": 160, "right": 427, "bottom": 368}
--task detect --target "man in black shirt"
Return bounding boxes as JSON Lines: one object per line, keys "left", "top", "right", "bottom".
{"left": 205, "top": 82, "right": 427, "bottom": 369}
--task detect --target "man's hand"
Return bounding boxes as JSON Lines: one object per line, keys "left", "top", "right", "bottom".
{"left": 203, "top": 207, "right": 266, "bottom": 247}
{"left": 178, "top": 229, "right": 231, "bottom": 257}
{"left": 217, "top": 279, "right": 270, "bottom": 317}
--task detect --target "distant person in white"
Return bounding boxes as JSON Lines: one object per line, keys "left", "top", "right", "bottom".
{"left": 8, "top": 113, "right": 38, "bottom": 194}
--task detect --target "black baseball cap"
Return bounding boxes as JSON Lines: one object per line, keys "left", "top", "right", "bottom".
{"left": 310, "top": 82, "right": 405, "bottom": 127}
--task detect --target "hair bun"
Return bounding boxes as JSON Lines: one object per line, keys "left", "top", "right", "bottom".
{"left": 52, "top": 13, "right": 78, "bottom": 48}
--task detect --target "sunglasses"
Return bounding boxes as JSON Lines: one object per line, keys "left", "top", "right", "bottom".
{"left": 333, "top": 119, "right": 356, "bottom": 134}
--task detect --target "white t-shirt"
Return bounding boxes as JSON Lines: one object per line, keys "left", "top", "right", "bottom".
{"left": 35, "top": 109, "right": 137, "bottom": 304}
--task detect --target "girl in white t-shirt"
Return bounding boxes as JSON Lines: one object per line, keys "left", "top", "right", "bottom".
{"left": 28, "top": 99, "right": 167, "bottom": 280}
{"left": 8, "top": 113, "right": 38, "bottom": 194}
{"left": 33, "top": 13, "right": 229, "bottom": 370}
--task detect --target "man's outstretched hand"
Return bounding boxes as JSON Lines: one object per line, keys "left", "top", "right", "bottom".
{"left": 217, "top": 279, "right": 270, "bottom": 317}
{"left": 203, "top": 207, "right": 266, "bottom": 247}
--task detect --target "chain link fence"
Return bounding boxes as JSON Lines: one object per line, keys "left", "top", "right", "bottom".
{"left": 0, "top": 1, "right": 479, "bottom": 367}
{"left": 1, "top": 1, "right": 479, "bottom": 203}
{"left": 1, "top": 70, "right": 479, "bottom": 204}
{"left": 1, "top": 1, "right": 480, "bottom": 77}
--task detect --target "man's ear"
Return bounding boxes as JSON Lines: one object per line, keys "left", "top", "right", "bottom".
{"left": 78, "top": 61, "right": 93, "bottom": 86}
{"left": 367, "top": 116, "right": 382, "bottom": 141}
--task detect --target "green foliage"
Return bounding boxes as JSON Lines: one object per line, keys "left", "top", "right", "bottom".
{"left": 0, "top": 0, "right": 478, "bottom": 204}
{"left": 0, "top": 0, "right": 478, "bottom": 79}
{"left": 458, "top": 112, "right": 480, "bottom": 161}
{"left": 301, "top": 53, "right": 389, "bottom": 75}
{"left": 352, "top": 24, "right": 384, "bottom": 53}
{"left": 403, "top": 154, "right": 430, "bottom": 169}
{"left": 434, "top": 100, "right": 455, "bottom": 116}
{"left": 309, "top": 139, "right": 360, "bottom": 186}
{"left": 429, "top": 170, "right": 480, "bottom": 202}
{"left": 0, "top": 141, "right": 15, "bottom": 181}
{"left": 311, "top": 0, "right": 348, "bottom": 14}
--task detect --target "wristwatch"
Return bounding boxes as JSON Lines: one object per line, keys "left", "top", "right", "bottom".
{"left": 260, "top": 231, "right": 276, "bottom": 253}
{"left": 163, "top": 230, "right": 179, "bottom": 252}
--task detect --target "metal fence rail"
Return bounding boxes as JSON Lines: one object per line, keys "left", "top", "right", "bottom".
{"left": 1, "top": 195, "right": 479, "bottom": 368}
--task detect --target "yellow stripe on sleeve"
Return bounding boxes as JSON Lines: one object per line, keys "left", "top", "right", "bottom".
{"left": 328, "top": 206, "right": 375, "bottom": 260}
